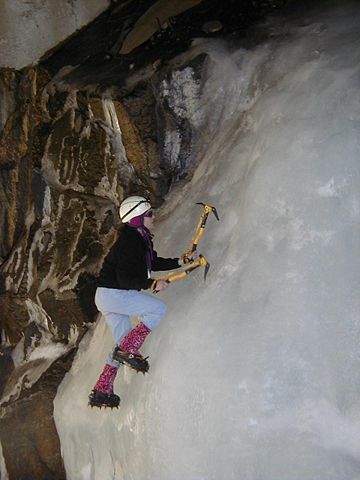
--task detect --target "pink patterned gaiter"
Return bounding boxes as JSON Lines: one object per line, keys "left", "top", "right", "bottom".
{"left": 118, "top": 322, "right": 151, "bottom": 355}
{"left": 94, "top": 364, "right": 118, "bottom": 394}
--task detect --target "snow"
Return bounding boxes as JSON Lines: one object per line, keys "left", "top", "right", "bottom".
{"left": 54, "top": 1, "right": 360, "bottom": 479}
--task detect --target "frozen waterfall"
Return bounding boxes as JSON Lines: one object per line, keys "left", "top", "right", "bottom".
{"left": 54, "top": 1, "right": 360, "bottom": 479}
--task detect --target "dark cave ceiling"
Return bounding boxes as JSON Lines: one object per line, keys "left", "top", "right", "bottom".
{"left": 40, "top": 0, "right": 296, "bottom": 94}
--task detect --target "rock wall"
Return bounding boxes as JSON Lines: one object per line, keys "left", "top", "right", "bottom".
{"left": 0, "top": 52, "right": 204, "bottom": 477}
{"left": 0, "top": 0, "right": 111, "bottom": 69}
{"left": 0, "top": 65, "right": 168, "bottom": 479}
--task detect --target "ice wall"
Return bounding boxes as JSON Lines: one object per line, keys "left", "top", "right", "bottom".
{"left": 54, "top": 2, "right": 360, "bottom": 479}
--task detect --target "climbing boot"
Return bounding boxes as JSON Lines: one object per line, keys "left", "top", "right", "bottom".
{"left": 88, "top": 389, "right": 120, "bottom": 409}
{"left": 112, "top": 347, "right": 149, "bottom": 373}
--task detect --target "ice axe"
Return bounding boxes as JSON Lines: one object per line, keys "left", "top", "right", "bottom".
{"left": 152, "top": 255, "right": 210, "bottom": 293}
{"left": 182, "top": 202, "right": 219, "bottom": 263}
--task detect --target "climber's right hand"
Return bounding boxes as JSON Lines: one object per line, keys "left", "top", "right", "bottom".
{"left": 151, "top": 279, "right": 169, "bottom": 293}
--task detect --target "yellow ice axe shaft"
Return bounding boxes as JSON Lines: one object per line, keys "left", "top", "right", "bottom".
{"left": 183, "top": 203, "right": 219, "bottom": 261}
{"left": 167, "top": 254, "right": 209, "bottom": 283}
{"left": 153, "top": 255, "right": 210, "bottom": 292}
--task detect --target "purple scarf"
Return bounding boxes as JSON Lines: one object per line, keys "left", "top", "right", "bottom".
{"left": 128, "top": 215, "right": 154, "bottom": 274}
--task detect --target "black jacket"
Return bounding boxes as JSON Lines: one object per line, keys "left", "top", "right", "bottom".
{"left": 97, "top": 225, "right": 180, "bottom": 291}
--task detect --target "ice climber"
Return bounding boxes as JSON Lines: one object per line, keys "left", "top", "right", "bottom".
{"left": 88, "top": 195, "right": 196, "bottom": 408}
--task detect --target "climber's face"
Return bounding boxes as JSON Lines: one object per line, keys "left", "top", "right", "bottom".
{"left": 143, "top": 210, "right": 155, "bottom": 231}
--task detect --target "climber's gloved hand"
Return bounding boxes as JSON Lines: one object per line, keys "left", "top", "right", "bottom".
{"left": 151, "top": 279, "right": 169, "bottom": 293}
{"left": 179, "top": 250, "right": 197, "bottom": 266}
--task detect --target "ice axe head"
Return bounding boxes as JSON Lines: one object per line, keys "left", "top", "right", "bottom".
{"left": 196, "top": 202, "right": 220, "bottom": 221}
{"left": 199, "top": 254, "right": 210, "bottom": 281}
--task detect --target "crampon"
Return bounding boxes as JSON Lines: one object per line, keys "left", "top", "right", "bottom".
{"left": 88, "top": 389, "right": 120, "bottom": 409}
{"left": 112, "top": 347, "right": 149, "bottom": 373}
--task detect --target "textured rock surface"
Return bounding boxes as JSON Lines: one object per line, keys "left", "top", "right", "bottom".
{"left": 0, "top": 0, "right": 111, "bottom": 69}
{"left": 1, "top": 350, "right": 76, "bottom": 479}
{"left": 0, "top": 69, "right": 155, "bottom": 479}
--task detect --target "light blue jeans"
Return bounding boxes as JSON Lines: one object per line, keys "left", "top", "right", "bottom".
{"left": 95, "top": 287, "right": 167, "bottom": 367}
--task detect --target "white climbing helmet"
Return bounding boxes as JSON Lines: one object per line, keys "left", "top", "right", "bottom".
{"left": 119, "top": 195, "right": 152, "bottom": 222}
